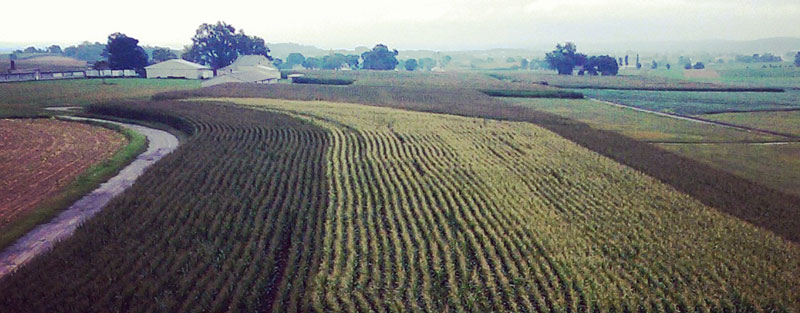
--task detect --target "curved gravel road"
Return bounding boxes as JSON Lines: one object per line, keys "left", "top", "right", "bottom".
{"left": 0, "top": 116, "right": 179, "bottom": 278}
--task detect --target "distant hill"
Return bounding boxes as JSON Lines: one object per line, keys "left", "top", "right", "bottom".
{"left": 582, "top": 37, "right": 800, "bottom": 55}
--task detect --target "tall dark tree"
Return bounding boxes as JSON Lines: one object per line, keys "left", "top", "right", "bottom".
{"left": 302, "top": 57, "right": 322, "bottom": 69}
{"left": 105, "top": 33, "right": 148, "bottom": 70}
{"left": 286, "top": 53, "right": 306, "bottom": 67}
{"left": 624, "top": 55, "right": 629, "bottom": 66}
{"left": 361, "top": 44, "right": 399, "bottom": 70}
{"left": 344, "top": 55, "right": 360, "bottom": 69}
{"left": 152, "top": 47, "right": 177, "bottom": 63}
{"left": 322, "top": 53, "right": 348, "bottom": 70}
{"left": 520, "top": 58, "right": 529, "bottom": 70}
{"left": 651, "top": 60, "right": 658, "bottom": 69}
{"left": 404, "top": 59, "right": 418, "bottom": 71}
{"left": 182, "top": 21, "right": 271, "bottom": 70}
{"left": 545, "top": 42, "right": 587, "bottom": 75}
{"left": 795, "top": 52, "right": 800, "bottom": 67}
{"left": 584, "top": 55, "right": 619, "bottom": 76}
{"left": 47, "top": 45, "right": 62, "bottom": 54}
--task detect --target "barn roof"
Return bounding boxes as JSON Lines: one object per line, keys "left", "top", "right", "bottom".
{"left": 221, "top": 55, "right": 277, "bottom": 72}
{"left": 145, "top": 59, "right": 209, "bottom": 70}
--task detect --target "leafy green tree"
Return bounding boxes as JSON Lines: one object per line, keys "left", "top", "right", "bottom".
{"left": 344, "top": 55, "right": 360, "bottom": 69}
{"left": 545, "top": 42, "right": 587, "bottom": 75}
{"left": 23, "top": 46, "right": 40, "bottom": 53}
{"left": 651, "top": 60, "right": 658, "bottom": 69}
{"left": 272, "top": 58, "right": 284, "bottom": 68}
{"left": 63, "top": 42, "right": 106, "bottom": 62}
{"left": 666, "top": 64, "right": 671, "bottom": 70}
{"left": 182, "top": 21, "right": 271, "bottom": 70}
{"left": 584, "top": 55, "right": 619, "bottom": 76}
{"left": 152, "top": 47, "right": 177, "bottom": 63}
{"left": 361, "top": 44, "right": 399, "bottom": 70}
{"left": 286, "top": 53, "right": 306, "bottom": 67}
{"left": 795, "top": 52, "right": 800, "bottom": 67}
{"left": 302, "top": 57, "right": 322, "bottom": 69}
{"left": 520, "top": 58, "right": 529, "bottom": 70}
{"left": 322, "top": 53, "right": 348, "bottom": 70}
{"left": 418, "top": 58, "right": 436, "bottom": 70}
{"left": 404, "top": 59, "right": 418, "bottom": 71}
{"left": 47, "top": 45, "right": 62, "bottom": 54}
{"left": 105, "top": 33, "right": 148, "bottom": 70}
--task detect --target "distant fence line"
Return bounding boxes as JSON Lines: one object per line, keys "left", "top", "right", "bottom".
{"left": 0, "top": 69, "right": 138, "bottom": 83}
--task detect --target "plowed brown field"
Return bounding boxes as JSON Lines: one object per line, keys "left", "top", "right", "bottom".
{"left": 0, "top": 119, "right": 126, "bottom": 228}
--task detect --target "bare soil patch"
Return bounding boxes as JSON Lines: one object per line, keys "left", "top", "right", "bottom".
{"left": 0, "top": 119, "right": 126, "bottom": 228}
{"left": 683, "top": 69, "right": 721, "bottom": 79}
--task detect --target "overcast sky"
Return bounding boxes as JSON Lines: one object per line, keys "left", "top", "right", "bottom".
{"left": 3, "top": 0, "right": 799, "bottom": 50}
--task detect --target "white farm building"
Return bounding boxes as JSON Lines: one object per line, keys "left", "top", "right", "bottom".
{"left": 202, "top": 55, "right": 280, "bottom": 88}
{"left": 145, "top": 59, "right": 213, "bottom": 80}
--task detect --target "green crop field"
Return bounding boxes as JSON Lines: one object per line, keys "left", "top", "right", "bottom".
{"left": 506, "top": 97, "right": 800, "bottom": 196}
{"left": 576, "top": 89, "right": 800, "bottom": 115}
{"left": 287, "top": 70, "right": 560, "bottom": 91}
{"left": 704, "top": 111, "right": 800, "bottom": 136}
{"left": 0, "top": 78, "right": 200, "bottom": 107}
{"left": 0, "top": 78, "right": 200, "bottom": 118}
{"left": 505, "top": 98, "right": 781, "bottom": 143}
{"left": 1, "top": 98, "right": 797, "bottom": 313}
{"left": 486, "top": 71, "right": 780, "bottom": 91}
{"left": 658, "top": 142, "right": 800, "bottom": 197}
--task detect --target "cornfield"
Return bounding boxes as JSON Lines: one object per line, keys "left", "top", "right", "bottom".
{"left": 1, "top": 99, "right": 795, "bottom": 312}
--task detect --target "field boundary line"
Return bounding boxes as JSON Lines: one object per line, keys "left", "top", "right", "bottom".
{"left": 589, "top": 98, "right": 800, "bottom": 140}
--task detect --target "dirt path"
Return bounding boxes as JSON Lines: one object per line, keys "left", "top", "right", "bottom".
{"left": 589, "top": 99, "right": 800, "bottom": 141}
{"left": 0, "top": 117, "right": 179, "bottom": 278}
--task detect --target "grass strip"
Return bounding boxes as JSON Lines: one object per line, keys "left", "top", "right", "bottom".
{"left": 481, "top": 89, "right": 585, "bottom": 99}
{"left": 562, "top": 86, "right": 785, "bottom": 92}
{"left": 291, "top": 77, "right": 355, "bottom": 86}
{"left": 0, "top": 119, "right": 148, "bottom": 251}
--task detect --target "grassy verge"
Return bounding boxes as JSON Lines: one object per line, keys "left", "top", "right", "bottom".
{"left": 0, "top": 120, "right": 147, "bottom": 251}
{"left": 481, "top": 89, "right": 584, "bottom": 99}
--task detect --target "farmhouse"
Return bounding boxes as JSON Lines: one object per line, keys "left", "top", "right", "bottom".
{"left": 202, "top": 55, "right": 280, "bottom": 87}
{"left": 145, "top": 59, "right": 213, "bottom": 79}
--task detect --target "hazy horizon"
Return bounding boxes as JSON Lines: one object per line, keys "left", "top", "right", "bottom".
{"left": 3, "top": 0, "right": 800, "bottom": 51}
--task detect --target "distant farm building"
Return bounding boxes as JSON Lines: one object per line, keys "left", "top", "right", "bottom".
{"left": 202, "top": 55, "right": 280, "bottom": 87}
{"left": 145, "top": 59, "right": 213, "bottom": 80}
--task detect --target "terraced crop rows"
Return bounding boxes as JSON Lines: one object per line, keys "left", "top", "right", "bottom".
{"left": 0, "top": 99, "right": 797, "bottom": 312}
{"left": 233, "top": 98, "right": 799, "bottom": 312}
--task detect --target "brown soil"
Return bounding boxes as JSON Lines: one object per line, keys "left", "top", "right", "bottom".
{"left": 0, "top": 119, "right": 126, "bottom": 228}
{"left": 683, "top": 69, "right": 721, "bottom": 79}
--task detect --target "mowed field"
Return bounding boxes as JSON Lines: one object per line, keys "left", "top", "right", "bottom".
{"left": 0, "top": 99, "right": 797, "bottom": 313}
{"left": 0, "top": 55, "right": 87, "bottom": 72}
{"left": 0, "top": 78, "right": 202, "bottom": 118}
{"left": 0, "top": 119, "right": 127, "bottom": 228}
